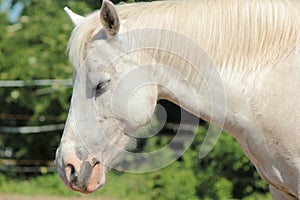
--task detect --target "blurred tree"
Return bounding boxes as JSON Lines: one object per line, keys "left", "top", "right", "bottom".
{"left": 0, "top": 0, "right": 91, "bottom": 160}
{"left": 191, "top": 126, "right": 269, "bottom": 199}
{"left": 0, "top": 0, "right": 32, "bottom": 23}
{"left": 0, "top": 0, "right": 159, "bottom": 23}
{"left": 133, "top": 126, "right": 269, "bottom": 199}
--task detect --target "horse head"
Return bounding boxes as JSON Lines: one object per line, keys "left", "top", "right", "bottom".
{"left": 55, "top": 0, "right": 158, "bottom": 193}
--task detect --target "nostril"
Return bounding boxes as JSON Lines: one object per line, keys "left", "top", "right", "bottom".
{"left": 67, "top": 164, "right": 76, "bottom": 175}
{"left": 92, "top": 158, "right": 100, "bottom": 167}
{"left": 65, "top": 164, "right": 77, "bottom": 182}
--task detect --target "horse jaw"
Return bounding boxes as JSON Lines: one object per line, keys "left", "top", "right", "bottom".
{"left": 64, "top": 7, "right": 84, "bottom": 26}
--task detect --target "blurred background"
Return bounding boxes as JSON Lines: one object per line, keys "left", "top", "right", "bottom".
{"left": 0, "top": 0, "right": 270, "bottom": 199}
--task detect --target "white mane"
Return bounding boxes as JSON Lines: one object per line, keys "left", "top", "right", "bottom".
{"left": 67, "top": 0, "right": 300, "bottom": 75}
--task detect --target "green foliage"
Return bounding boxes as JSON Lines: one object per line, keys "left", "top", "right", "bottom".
{"left": 0, "top": 0, "right": 92, "bottom": 160}
{"left": 128, "top": 126, "right": 270, "bottom": 199}
{"left": 0, "top": 0, "right": 92, "bottom": 105}
{"left": 188, "top": 126, "right": 269, "bottom": 199}
{"left": 0, "top": 173, "right": 80, "bottom": 197}
{"left": 0, "top": 130, "right": 271, "bottom": 199}
{"left": 143, "top": 164, "right": 198, "bottom": 200}
{"left": 140, "top": 136, "right": 197, "bottom": 200}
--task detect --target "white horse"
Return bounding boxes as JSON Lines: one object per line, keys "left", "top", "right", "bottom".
{"left": 55, "top": 0, "right": 300, "bottom": 199}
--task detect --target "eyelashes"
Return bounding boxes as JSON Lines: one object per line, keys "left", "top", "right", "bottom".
{"left": 96, "top": 79, "right": 111, "bottom": 93}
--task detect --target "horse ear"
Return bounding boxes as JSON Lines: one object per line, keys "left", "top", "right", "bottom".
{"left": 64, "top": 7, "right": 84, "bottom": 26}
{"left": 100, "top": 0, "right": 120, "bottom": 37}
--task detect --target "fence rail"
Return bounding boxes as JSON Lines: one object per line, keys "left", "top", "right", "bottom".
{"left": 0, "top": 158, "right": 54, "bottom": 166}
{"left": 0, "top": 123, "right": 65, "bottom": 134}
{"left": 0, "top": 79, "right": 72, "bottom": 87}
{"left": 0, "top": 79, "right": 69, "bottom": 133}
{"left": 0, "top": 80, "right": 198, "bottom": 174}
{"left": 0, "top": 158, "right": 56, "bottom": 174}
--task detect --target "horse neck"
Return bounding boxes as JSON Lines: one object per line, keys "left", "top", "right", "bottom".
{"left": 121, "top": 26, "right": 251, "bottom": 131}
{"left": 119, "top": 0, "right": 299, "bottom": 134}
{"left": 126, "top": 26, "right": 268, "bottom": 135}
{"left": 143, "top": 47, "right": 270, "bottom": 138}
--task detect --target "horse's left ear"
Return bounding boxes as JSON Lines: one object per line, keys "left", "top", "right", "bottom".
{"left": 100, "top": 0, "right": 120, "bottom": 37}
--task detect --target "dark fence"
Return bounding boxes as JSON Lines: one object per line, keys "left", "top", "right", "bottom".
{"left": 0, "top": 79, "right": 71, "bottom": 175}
{"left": 0, "top": 80, "right": 201, "bottom": 175}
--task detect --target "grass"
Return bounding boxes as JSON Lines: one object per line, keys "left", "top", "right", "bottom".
{"left": 0, "top": 173, "right": 82, "bottom": 197}
{"left": 0, "top": 171, "right": 271, "bottom": 200}
{"left": 1, "top": 170, "right": 173, "bottom": 199}
{"left": 0, "top": 172, "right": 150, "bottom": 199}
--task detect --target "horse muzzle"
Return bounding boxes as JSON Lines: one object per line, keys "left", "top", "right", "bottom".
{"left": 54, "top": 146, "right": 106, "bottom": 193}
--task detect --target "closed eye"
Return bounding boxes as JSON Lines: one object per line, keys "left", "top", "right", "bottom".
{"left": 96, "top": 79, "right": 110, "bottom": 93}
